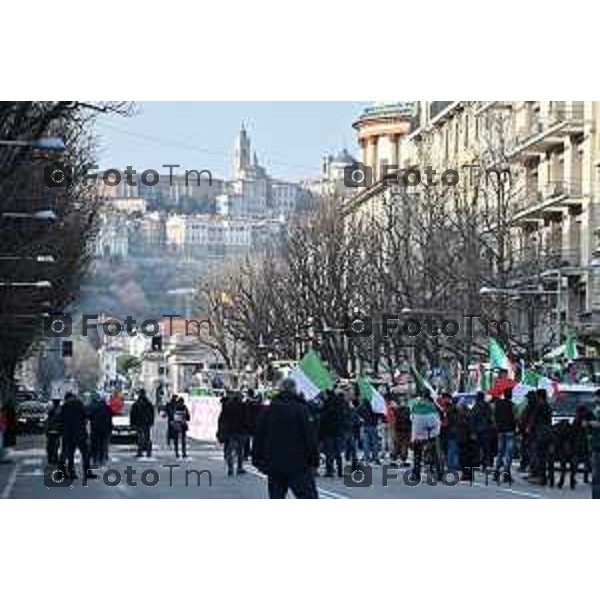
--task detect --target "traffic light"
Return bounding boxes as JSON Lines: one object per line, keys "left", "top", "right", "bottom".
{"left": 61, "top": 340, "right": 73, "bottom": 357}
{"left": 151, "top": 335, "right": 162, "bottom": 351}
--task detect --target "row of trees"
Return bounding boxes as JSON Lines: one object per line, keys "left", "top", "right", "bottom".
{"left": 0, "top": 101, "right": 128, "bottom": 406}
{"left": 193, "top": 111, "right": 561, "bottom": 386}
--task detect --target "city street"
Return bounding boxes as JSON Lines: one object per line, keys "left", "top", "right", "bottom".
{"left": 1, "top": 424, "right": 590, "bottom": 499}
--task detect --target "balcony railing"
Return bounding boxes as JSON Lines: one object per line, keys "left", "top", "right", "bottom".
{"left": 509, "top": 106, "right": 585, "bottom": 156}
{"left": 512, "top": 179, "right": 583, "bottom": 216}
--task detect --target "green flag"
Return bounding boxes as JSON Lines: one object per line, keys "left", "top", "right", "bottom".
{"left": 565, "top": 334, "right": 578, "bottom": 361}
{"left": 489, "top": 338, "right": 510, "bottom": 371}
{"left": 357, "top": 377, "right": 386, "bottom": 414}
{"left": 410, "top": 365, "right": 438, "bottom": 400}
{"left": 289, "top": 349, "right": 335, "bottom": 400}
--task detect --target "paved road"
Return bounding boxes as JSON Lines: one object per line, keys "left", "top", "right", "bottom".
{"left": 0, "top": 430, "right": 591, "bottom": 499}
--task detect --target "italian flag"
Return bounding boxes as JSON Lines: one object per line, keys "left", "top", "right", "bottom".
{"left": 357, "top": 377, "right": 386, "bottom": 414}
{"left": 409, "top": 398, "right": 441, "bottom": 441}
{"left": 500, "top": 368, "right": 559, "bottom": 405}
{"left": 544, "top": 334, "right": 579, "bottom": 361}
{"left": 489, "top": 338, "right": 514, "bottom": 378}
{"left": 410, "top": 365, "right": 439, "bottom": 401}
{"left": 289, "top": 349, "right": 335, "bottom": 400}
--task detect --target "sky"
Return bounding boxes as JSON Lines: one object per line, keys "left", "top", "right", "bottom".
{"left": 93, "top": 101, "right": 372, "bottom": 181}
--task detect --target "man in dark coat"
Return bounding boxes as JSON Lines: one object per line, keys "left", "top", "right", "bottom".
{"left": 217, "top": 391, "right": 247, "bottom": 475}
{"left": 171, "top": 397, "right": 190, "bottom": 459}
{"left": 319, "top": 390, "right": 350, "bottom": 477}
{"left": 130, "top": 389, "right": 155, "bottom": 458}
{"left": 528, "top": 388, "right": 553, "bottom": 484}
{"left": 46, "top": 398, "right": 63, "bottom": 464}
{"left": 90, "top": 398, "right": 112, "bottom": 466}
{"left": 243, "top": 389, "right": 263, "bottom": 459}
{"left": 60, "top": 392, "right": 95, "bottom": 480}
{"left": 253, "top": 379, "right": 319, "bottom": 498}
{"left": 471, "top": 392, "right": 493, "bottom": 469}
{"left": 163, "top": 395, "right": 178, "bottom": 448}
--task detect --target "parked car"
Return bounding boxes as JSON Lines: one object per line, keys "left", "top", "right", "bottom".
{"left": 111, "top": 399, "right": 137, "bottom": 444}
{"left": 550, "top": 383, "right": 597, "bottom": 424}
{"left": 15, "top": 390, "right": 50, "bottom": 433}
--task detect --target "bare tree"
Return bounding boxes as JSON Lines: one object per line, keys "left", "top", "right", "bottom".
{"left": 0, "top": 101, "right": 130, "bottom": 424}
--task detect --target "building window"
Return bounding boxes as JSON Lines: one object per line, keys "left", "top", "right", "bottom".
{"left": 454, "top": 120, "right": 459, "bottom": 154}
{"left": 464, "top": 114, "right": 469, "bottom": 148}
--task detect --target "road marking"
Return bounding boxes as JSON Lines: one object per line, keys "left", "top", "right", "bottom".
{"left": 469, "top": 481, "right": 542, "bottom": 499}
{"left": 1, "top": 463, "right": 19, "bottom": 499}
{"left": 237, "top": 462, "right": 348, "bottom": 499}
{"left": 18, "top": 468, "right": 44, "bottom": 477}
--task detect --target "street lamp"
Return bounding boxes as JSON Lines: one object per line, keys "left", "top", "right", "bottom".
{"left": 1, "top": 210, "right": 57, "bottom": 221}
{"left": 0, "top": 137, "right": 65, "bottom": 151}
{"left": 479, "top": 286, "right": 560, "bottom": 296}
{"left": 0, "top": 280, "right": 52, "bottom": 289}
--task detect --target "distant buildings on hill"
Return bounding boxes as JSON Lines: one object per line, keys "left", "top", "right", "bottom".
{"left": 93, "top": 123, "right": 356, "bottom": 259}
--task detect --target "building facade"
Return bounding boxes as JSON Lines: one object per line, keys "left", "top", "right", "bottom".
{"left": 351, "top": 100, "right": 600, "bottom": 343}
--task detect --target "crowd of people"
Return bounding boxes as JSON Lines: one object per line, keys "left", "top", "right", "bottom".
{"left": 43, "top": 388, "right": 192, "bottom": 481}
{"left": 25, "top": 376, "right": 600, "bottom": 497}
{"left": 216, "top": 380, "right": 600, "bottom": 498}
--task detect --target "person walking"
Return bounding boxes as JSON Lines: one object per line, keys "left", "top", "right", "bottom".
{"left": 393, "top": 398, "right": 412, "bottom": 467}
{"left": 252, "top": 379, "right": 319, "bottom": 499}
{"left": 130, "top": 389, "right": 155, "bottom": 458}
{"left": 319, "top": 390, "right": 349, "bottom": 477}
{"left": 243, "top": 389, "right": 262, "bottom": 460}
{"left": 445, "top": 401, "right": 461, "bottom": 471}
{"left": 357, "top": 398, "right": 381, "bottom": 464}
{"left": 528, "top": 389, "right": 553, "bottom": 485}
{"left": 217, "top": 391, "right": 247, "bottom": 475}
{"left": 90, "top": 396, "right": 112, "bottom": 467}
{"left": 493, "top": 389, "right": 516, "bottom": 483}
{"left": 517, "top": 390, "right": 537, "bottom": 473}
{"left": 344, "top": 397, "right": 361, "bottom": 470}
{"left": 60, "top": 392, "right": 96, "bottom": 481}
{"left": 471, "top": 392, "right": 493, "bottom": 469}
{"left": 172, "top": 397, "right": 190, "bottom": 459}
{"left": 46, "top": 398, "right": 63, "bottom": 464}
{"left": 163, "top": 395, "right": 178, "bottom": 449}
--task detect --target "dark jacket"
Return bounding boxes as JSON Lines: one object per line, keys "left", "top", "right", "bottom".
{"left": 46, "top": 403, "right": 63, "bottom": 435}
{"left": 61, "top": 396, "right": 88, "bottom": 439}
{"left": 217, "top": 396, "right": 246, "bottom": 441}
{"left": 319, "top": 393, "right": 350, "bottom": 440}
{"left": 130, "top": 398, "right": 155, "bottom": 429}
{"left": 90, "top": 401, "right": 112, "bottom": 436}
{"left": 530, "top": 399, "right": 552, "bottom": 438}
{"left": 245, "top": 400, "right": 263, "bottom": 436}
{"left": 252, "top": 391, "right": 320, "bottom": 477}
{"left": 471, "top": 399, "right": 493, "bottom": 434}
{"left": 357, "top": 400, "right": 379, "bottom": 426}
{"left": 494, "top": 397, "right": 516, "bottom": 433}
{"left": 172, "top": 403, "right": 190, "bottom": 431}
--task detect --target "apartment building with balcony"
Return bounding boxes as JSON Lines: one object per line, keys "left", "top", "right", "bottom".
{"left": 349, "top": 101, "right": 600, "bottom": 343}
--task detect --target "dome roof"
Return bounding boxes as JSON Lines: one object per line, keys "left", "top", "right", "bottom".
{"left": 332, "top": 148, "right": 356, "bottom": 165}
